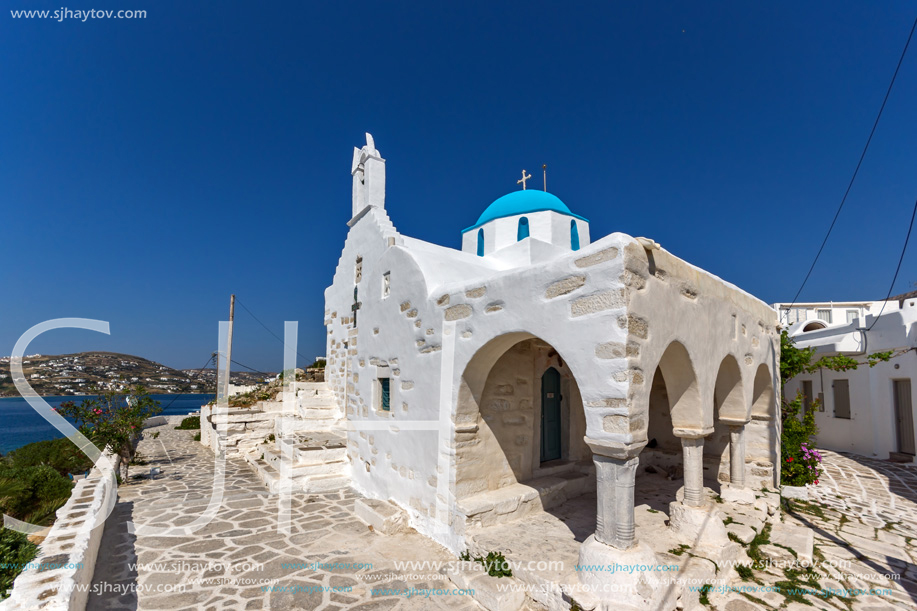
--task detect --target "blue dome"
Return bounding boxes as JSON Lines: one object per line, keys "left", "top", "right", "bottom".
{"left": 462, "top": 190, "right": 588, "bottom": 233}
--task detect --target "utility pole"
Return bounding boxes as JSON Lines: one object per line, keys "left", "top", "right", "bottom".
{"left": 224, "top": 294, "right": 235, "bottom": 399}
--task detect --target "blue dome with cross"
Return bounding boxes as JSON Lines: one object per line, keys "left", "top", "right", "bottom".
{"left": 462, "top": 190, "right": 588, "bottom": 233}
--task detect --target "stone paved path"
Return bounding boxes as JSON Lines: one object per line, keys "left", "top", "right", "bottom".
{"left": 706, "top": 450, "right": 917, "bottom": 611}
{"left": 87, "top": 418, "right": 481, "bottom": 611}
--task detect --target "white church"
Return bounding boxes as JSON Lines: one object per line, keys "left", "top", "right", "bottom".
{"left": 315, "top": 134, "right": 782, "bottom": 609}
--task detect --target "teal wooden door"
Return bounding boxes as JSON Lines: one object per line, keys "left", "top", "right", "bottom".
{"left": 541, "top": 367, "right": 562, "bottom": 462}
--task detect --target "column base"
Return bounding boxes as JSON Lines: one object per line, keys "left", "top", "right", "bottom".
{"left": 720, "top": 482, "right": 755, "bottom": 505}
{"left": 574, "top": 535, "right": 674, "bottom": 611}
{"left": 668, "top": 501, "right": 741, "bottom": 567}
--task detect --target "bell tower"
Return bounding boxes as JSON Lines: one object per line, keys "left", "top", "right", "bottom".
{"left": 351, "top": 133, "right": 386, "bottom": 219}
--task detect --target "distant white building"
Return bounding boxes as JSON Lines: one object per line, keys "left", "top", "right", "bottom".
{"left": 774, "top": 294, "right": 917, "bottom": 461}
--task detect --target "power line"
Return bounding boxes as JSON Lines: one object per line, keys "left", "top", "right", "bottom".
{"left": 867, "top": 195, "right": 917, "bottom": 331}
{"left": 787, "top": 15, "right": 917, "bottom": 311}
{"left": 230, "top": 358, "right": 273, "bottom": 379}
{"left": 235, "top": 297, "right": 311, "bottom": 365}
{"left": 156, "top": 353, "right": 216, "bottom": 412}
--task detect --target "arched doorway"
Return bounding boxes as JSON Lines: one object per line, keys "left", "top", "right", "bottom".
{"left": 746, "top": 364, "right": 777, "bottom": 487}
{"left": 455, "top": 335, "right": 591, "bottom": 526}
{"left": 706, "top": 355, "right": 745, "bottom": 490}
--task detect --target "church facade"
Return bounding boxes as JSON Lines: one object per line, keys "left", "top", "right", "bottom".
{"left": 324, "top": 134, "right": 781, "bottom": 607}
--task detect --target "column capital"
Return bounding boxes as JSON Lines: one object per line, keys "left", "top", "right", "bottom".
{"left": 585, "top": 437, "right": 646, "bottom": 460}
{"left": 673, "top": 427, "right": 713, "bottom": 439}
{"left": 719, "top": 417, "right": 750, "bottom": 427}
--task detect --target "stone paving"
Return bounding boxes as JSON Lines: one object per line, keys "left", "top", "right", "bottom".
{"left": 86, "top": 418, "right": 481, "bottom": 611}
{"left": 704, "top": 450, "right": 917, "bottom": 611}
{"left": 84, "top": 419, "right": 917, "bottom": 611}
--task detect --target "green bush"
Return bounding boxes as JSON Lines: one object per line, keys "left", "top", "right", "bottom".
{"left": 781, "top": 393, "right": 822, "bottom": 486}
{"left": 0, "top": 464, "right": 73, "bottom": 525}
{"left": 174, "top": 416, "right": 200, "bottom": 430}
{"left": 0, "top": 527, "right": 37, "bottom": 599}
{"left": 3, "top": 438, "right": 93, "bottom": 477}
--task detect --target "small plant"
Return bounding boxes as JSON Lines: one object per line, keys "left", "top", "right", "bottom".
{"left": 698, "top": 584, "right": 713, "bottom": 606}
{"left": 175, "top": 416, "right": 200, "bottom": 430}
{"left": 736, "top": 564, "right": 754, "bottom": 581}
{"left": 458, "top": 550, "right": 513, "bottom": 578}
{"left": 193, "top": 433, "right": 201, "bottom": 442}
{"left": 263, "top": 433, "right": 276, "bottom": 444}
{"left": 669, "top": 544, "right": 690, "bottom": 556}
{"left": 151, "top": 432, "right": 160, "bottom": 439}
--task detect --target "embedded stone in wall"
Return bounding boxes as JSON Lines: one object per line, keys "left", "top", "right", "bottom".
{"left": 575, "top": 246, "right": 619, "bottom": 268}
{"left": 465, "top": 286, "right": 486, "bottom": 299}
{"left": 392, "top": 368, "right": 400, "bottom": 376}
{"left": 416, "top": 339, "right": 426, "bottom": 347}
{"left": 502, "top": 414, "right": 526, "bottom": 426}
{"left": 603, "top": 414, "right": 629, "bottom": 434}
{"left": 461, "top": 330, "right": 473, "bottom": 339}
{"left": 744, "top": 354, "right": 754, "bottom": 366}
{"left": 626, "top": 341, "right": 640, "bottom": 357}
{"left": 545, "top": 275, "right": 586, "bottom": 299}
{"left": 487, "top": 399, "right": 511, "bottom": 411}
{"left": 595, "top": 341, "right": 626, "bottom": 359}
{"left": 420, "top": 345, "right": 442, "bottom": 354}
{"left": 484, "top": 302, "right": 504, "bottom": 313}
{"left": 400, "top": 301, "right": 411, "bottom": 312}
{"left": 570, "top": 290, "right": 625, "bottom": 317}
{"left": 373, "top": 327, "right": 379, "bottom": 335}
{"left": 445, "top": 304, "right": 473, "bottom": 321}
{"left": 619, "top": 270, "right": 646, "bottom": 290}
{"left": 681, "top": 284, "right": 698, "bottom": 300}
{"left": 437, "top": 294, "right": 450, "bottom": 306}
{"left": 618, "top": 314, "right": 649, "bottom": 339}
{"left": 631, "top": 368, "right": 644, "bottom": 385}
{"left": 402, "top": 402, "right": 408, "bottom": 411}
{"left": 414, "top": 320, "right": 422, "bottom": 328}
{"left": 406, "top": 309, "right": 418, "bottom": 318}
{"left": 494, "top": 384, "right": 514, "bottom": 396}
{"left": 401, "top": 381, "right": 414, "bottom": 390}
{"left": 587, "top": 397, "right": 628, "bottom": 409}
{"left": 426, "top": 328, "right": 434, "bottom": 335}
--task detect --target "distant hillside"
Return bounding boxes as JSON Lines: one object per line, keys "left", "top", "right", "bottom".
{"left": 0, "top": 352, "right": 273, "bottom": 397}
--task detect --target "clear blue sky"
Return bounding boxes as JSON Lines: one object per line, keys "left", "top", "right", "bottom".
{"left": 3, "top": 1, "right": 916, "bottom": 372}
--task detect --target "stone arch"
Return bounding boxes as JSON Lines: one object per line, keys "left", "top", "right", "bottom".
{"left": 455, "top": 333, "right": 589, "bottom": 501}
{"left": 655, "top": 341, "right": 703, "bottom": 430}
{"left": 750, "top": 364, "right": 776, "bottom": 419}
{"left": 746, "top": 363, "right": 778, "bottom": 471}
{"left": 705, "top": 355, "right": 745, "bottom": 487}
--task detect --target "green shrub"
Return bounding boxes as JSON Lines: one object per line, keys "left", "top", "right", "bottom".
{"left": 175, "top": 416, "right": 200, "bottom": 430}
{"left": 193, "top": 433, "right": 201, "bottom": 442}
{"left": 3, "top": 438, "right": 93, "bottom": 477}
{"left": 0, "top": 527, "right": 37, "bottom": 599}
{"left": 0, "top": 464, "right": 73, "bottom": 525}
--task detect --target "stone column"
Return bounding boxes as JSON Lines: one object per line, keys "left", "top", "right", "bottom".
{"left": 729, "top": 425, "right": 746, "bottom": 488}
{"left": 594, "top": 454, "right": 639, "bottom": 550}
{"left": 681, "top": 437, "right": 705, "bottom": 507}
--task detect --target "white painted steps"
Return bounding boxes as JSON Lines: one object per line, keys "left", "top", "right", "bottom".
{"left": 240, "top": 381, "right": 351, "bottom": 494}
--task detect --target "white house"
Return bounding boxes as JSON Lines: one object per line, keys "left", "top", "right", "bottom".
{"left": 315, "top": 134, "right": 781, "bottom": 608}
{"left": 775, "top": 295, "right": 917, "bottom": 462}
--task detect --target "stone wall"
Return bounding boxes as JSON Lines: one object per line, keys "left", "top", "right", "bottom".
{"left": 0, "top": 453, "right": 117, "bottom": 611}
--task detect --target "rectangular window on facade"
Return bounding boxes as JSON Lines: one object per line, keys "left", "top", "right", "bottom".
{"left": 833, "top": 379, "right": 851, "bottom": 419}
{"left": 379, "top": 377, "right": 390, "bottom": 411}
{"left": 846, "top": 309, "right": 859, "bottom": 324}
{"left": 802, "top": 380, "right": 813, "bottom": 413}
{"left": 382, "top": 271, "right": 390, "bottom": 298}
{"left": 817, "top": 309, "right": 833, "bottom": 324}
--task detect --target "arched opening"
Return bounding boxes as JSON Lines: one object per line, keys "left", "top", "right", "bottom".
{"left": 802, "top": 321, "right": 826, "bottom": 332}
{"left": 643, "top": 342, "right": 703, "bottom": 508}
{"left": 476, "top": 228, "right": 484, "bottom": 256}
{"left": 746, "top": 364, "right": 777, "bottom": 485}
{"left": 455, "top": 334, "right": 591, "bottom": 524}
{"left": 570, "top": 220, "right": 580, "bottom": 251}
{"left": 705, "top": 355, "right": 745, "bottom": 491}
{"left": 517, "top": 216, "right": 529, "bottom": 241}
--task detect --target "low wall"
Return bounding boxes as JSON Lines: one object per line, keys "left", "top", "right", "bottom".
{"left": 0, "top": 452, "right": 118, "bottom": 611}
{"left": 200, "top": 403, "right": 274, "bottom": 456}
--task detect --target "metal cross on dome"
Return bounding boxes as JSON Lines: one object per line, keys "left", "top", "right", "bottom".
{"left": 517, "top": 169, "right": 532, "bottom": 190}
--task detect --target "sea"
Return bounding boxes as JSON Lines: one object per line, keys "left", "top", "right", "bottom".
{"left": 0, "top": 393, "right": 214, "bottom": 455}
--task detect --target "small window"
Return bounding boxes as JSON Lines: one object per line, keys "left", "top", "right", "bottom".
{"left": 382, "top": 272, "right": 390, "bottom": 298}
{"left": 379, "top": 378, "right": 390, "bottom": 411}
{"left": 477, "top": 228, "right": 484, "bottom": 256}
{"left": 570, "top": 220, "right": 580, "bottom": 251}
{"left": 517, "top": 217, "right": 529, "bottom": 241}
{"left": 816, "top": 309, "right": 832, "bottom": 324}
{"left": 833, "top": 379, "right": 850, "bottom": 419}
{"left": 355, "top": 256, "right": 363, "bottom": 284}
{"left": 846, "top": 309, "right": 859, "bottom": 325}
